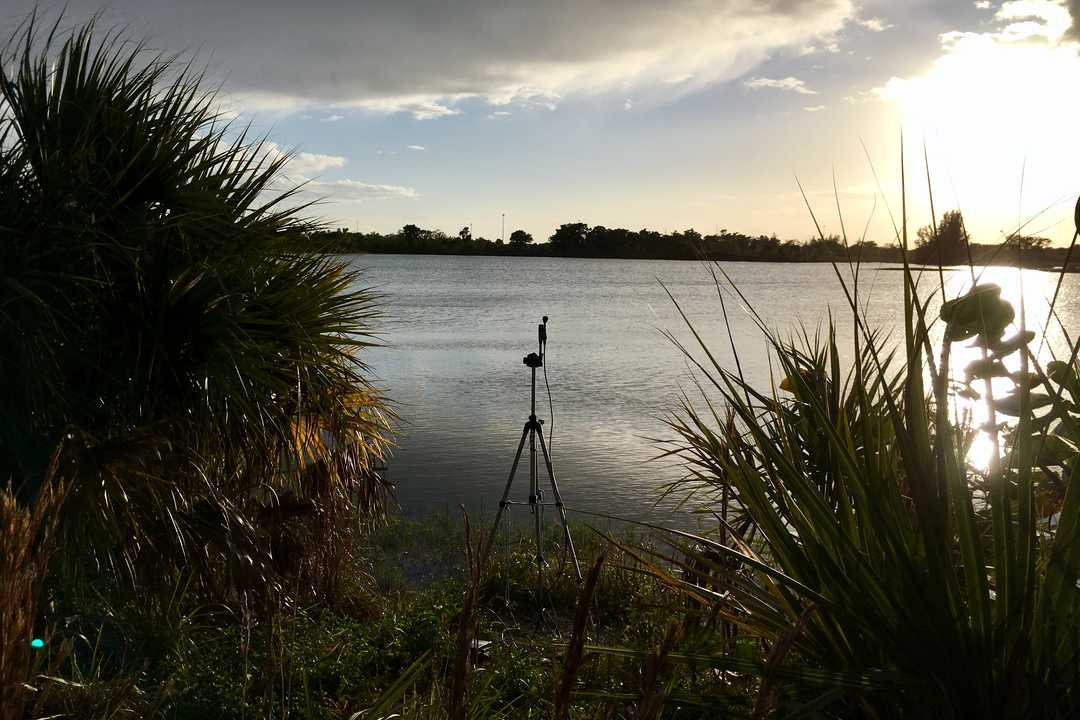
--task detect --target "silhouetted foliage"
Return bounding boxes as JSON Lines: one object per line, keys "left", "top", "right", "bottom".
{"left": 508, "top": 229, "right": 533, "bottom": 247}
{"left": 318, "top": 223, "right": 903, "bottom": 262}
{"left": 1005, "top": 235, "right": 1051, "bottom": 251}
{"left": 315, "top": 217, "right": 1074, "bottom": 268}
{"left": 0, "top": 18, "right": 392, "bottom": 604}
{"left": 914, "top": 209, "right": 970, "bottom": 265}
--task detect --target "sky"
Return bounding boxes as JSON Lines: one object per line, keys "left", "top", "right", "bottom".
{"left": 5, "top": 0, "right": 1080, "bottom": 245}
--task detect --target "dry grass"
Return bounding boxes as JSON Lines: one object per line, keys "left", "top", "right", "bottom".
{"left": 553, "top": 551, "right": 606, "bottom": 720}
{"left": 0, "top": 457, "right": 63, "bottom": 720}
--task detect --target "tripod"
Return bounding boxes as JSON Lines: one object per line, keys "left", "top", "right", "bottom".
{"left": 489, "top": 316, "right": 583, "bottom": 589}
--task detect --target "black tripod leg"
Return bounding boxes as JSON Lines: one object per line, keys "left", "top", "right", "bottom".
{"left": 482, "top": 423, "right": 530, "bottom": 568}
{"left": 535, "top": 427, "right": 583, "bottom": 582}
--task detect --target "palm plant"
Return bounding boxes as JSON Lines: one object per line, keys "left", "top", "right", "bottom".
{"left": 625, "top": 175, "right": 1080, "bottom": 716}
{"left": 0, "top": 17, "right": 392, "bottom": 601}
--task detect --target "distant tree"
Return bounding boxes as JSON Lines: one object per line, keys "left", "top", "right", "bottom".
{"left": 401, "top": 224, "right": 423, "bottom": 244}
{"left": 806, "top": 234, "right": 844, "bottom": 259}
{"left": 458, "top": 226, "right": 472, "bottom": 242}
{"left": 508, "top": 229, "right": 533, "bottom": 248}
{"left": 1005, "top": 235, "right": 1051, "bottom": 251}
{"left": 914, "top": 209, "right": 969, "bottom": 266}
{"left": 549, "top": 223, "right": 589, "bottom": 255}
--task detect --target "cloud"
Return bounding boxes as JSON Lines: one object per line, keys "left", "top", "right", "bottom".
{"left": 320, "top": 114, "right": 344, "bottom": 122}
{"left": 803, "top": 104, "right": 826, "bottom": 111}
{"left": 262, "top": 142, "right": 347, "bottom": 178}
{"left": 489, "top": 86, "right": 562, "bottom": 111}
{"left": 854, "top": 16, "right": 891, "bottom": 31}
{"left": 488, "top": 110, "right": 512, "bottom": 119}
{"left": 744, "top": 76, "right": 819, "bottom": 94}
{"left": 624, "top": 99, "right": 633, "bottom": 110}
{"left": 303, "top": 179, "right": 419, "bottom": 201}
{"left": 350, "top": 95, "right": 464, "bottom": 120}
{"left": 406, "top": 145, "right": 425, "bottom": 151}
{"left": 258, "top": 143, "right": 412, "bottom": 203}
{"left": 3, "top": 1, "right": 855, "bottom": 116}
{"left": 843, "top": 76, "right": 905, "bottom": 103}
{"left": 975, "top": 1, "right": 992, "bottom": 8}
{"left": 291, "top": 151, "right": 347, "bottom": 176}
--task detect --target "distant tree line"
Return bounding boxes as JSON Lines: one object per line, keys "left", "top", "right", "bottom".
{"left": 314, "top": 223, "right": 901, "bottom": 262}
{"left": 312, "top": 212, "right": 1074, "bottom": 268}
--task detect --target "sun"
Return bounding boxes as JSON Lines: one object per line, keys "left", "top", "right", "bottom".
{"left": 881, "top": 0, "right": 1080, "bottom": 244}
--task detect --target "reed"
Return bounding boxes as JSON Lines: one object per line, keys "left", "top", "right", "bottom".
{"left": 553, "top": 551, "right": 606, "bottom": 720}
{"left": 449, "top": 509, "right": 482, "bottom": 720}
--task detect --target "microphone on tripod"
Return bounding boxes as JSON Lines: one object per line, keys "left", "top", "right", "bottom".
{"left": 539, "top": 316, "right": 548, "bottom": 360}
{"left": 487, "top": 314, "right": 583, "bottom": 590}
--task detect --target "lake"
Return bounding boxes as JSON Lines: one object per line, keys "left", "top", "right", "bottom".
{"left": 352, "top": 254, "right": 1080, "bottom": 530}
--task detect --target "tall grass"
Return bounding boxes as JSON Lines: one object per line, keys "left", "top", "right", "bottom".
{"left": 0, "top": 457, "right": 63, "bottom": 719}
{"left": 640, "top": 169, "right": 1080, "bottom": 715}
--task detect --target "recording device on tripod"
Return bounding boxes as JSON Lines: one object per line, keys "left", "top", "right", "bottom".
{"left": 522, "top": 316, "right": 547, "bottom": 369}
{"left": 490, "top": 315, "right": 582, "bottom": 588}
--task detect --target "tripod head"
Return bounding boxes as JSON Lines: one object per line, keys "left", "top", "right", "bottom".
{"left": 523, "top": 316, "right": 548, "bottom": 368}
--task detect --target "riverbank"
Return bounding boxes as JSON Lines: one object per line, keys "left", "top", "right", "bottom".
{"left": 25, "top": 512, "right": 749, "bottom": 718}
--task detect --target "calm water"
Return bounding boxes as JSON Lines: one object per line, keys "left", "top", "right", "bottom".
{"left": 352, "top": 255, "right": 1079, "bottom": 528}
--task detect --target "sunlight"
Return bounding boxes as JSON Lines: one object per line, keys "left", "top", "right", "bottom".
{"left": 884, "top": 0, "right": 1080, "bottom": 242}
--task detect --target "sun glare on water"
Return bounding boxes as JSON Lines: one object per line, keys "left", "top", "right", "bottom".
{"left": 939, "top": 266, "right": 1065, "bottom": 472}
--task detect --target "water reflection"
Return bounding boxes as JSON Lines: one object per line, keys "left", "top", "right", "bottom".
{"left": 354, "top": 255, "right": 1079, "bottom": 524}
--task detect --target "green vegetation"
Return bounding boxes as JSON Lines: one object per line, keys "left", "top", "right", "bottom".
{"left": 645, "top": 197, "right": 1080, "bottom": 715}
{"left": 16, "top": 515, "right": 745, "bottom": 719}
{"left": 0, "top": 17, "right": 390, "bottom": 717}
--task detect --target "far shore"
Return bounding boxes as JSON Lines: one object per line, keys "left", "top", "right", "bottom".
{"left": 333, "top": 247, "right": 1079, "bottom": 271}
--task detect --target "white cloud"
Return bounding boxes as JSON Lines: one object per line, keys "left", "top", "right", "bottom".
{"left": 488, "top": 110, "right": 512, "bottom": 119}
{"left": 992, "top": 0, "right": 1071, "bottom": 38}
{"left": 321, "top": 114, "right": 344, "bottom": 122}
{"left": 262, "top": 142, "right": 347, "bottom": 178}
{"left": 257, "top": 143, "right": 413, "bottom": 203}
{"left": 803, "top": 104, "right": 826, "bottom": 111}
{"left": 304, "top": 179, "right": 419, "bottom": 200}
{"left": 854, "top": 16, "right": 891, "bottom": 31}
{"left": 406, "top": 144, "right": 425, "bottom": 151}
{"left": 489, "top": 86, "right": 561, "bottom": 112}
{"left": 843, "top": 77, "right": 905, "bottom": 103}
{"left": 349, "top": 94, "right": 465, "bottom": 120}
{"left": 744, "top": 76, "right": 819, "bottom": 94}
{"left": 291, "top": 151, "right": 346, "bottom": 176}
{"left": 624, "top": 99, "right": 633, "bottom": 110}
{"left": 975, "top": 1, "right": 992, "bottom": 8}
